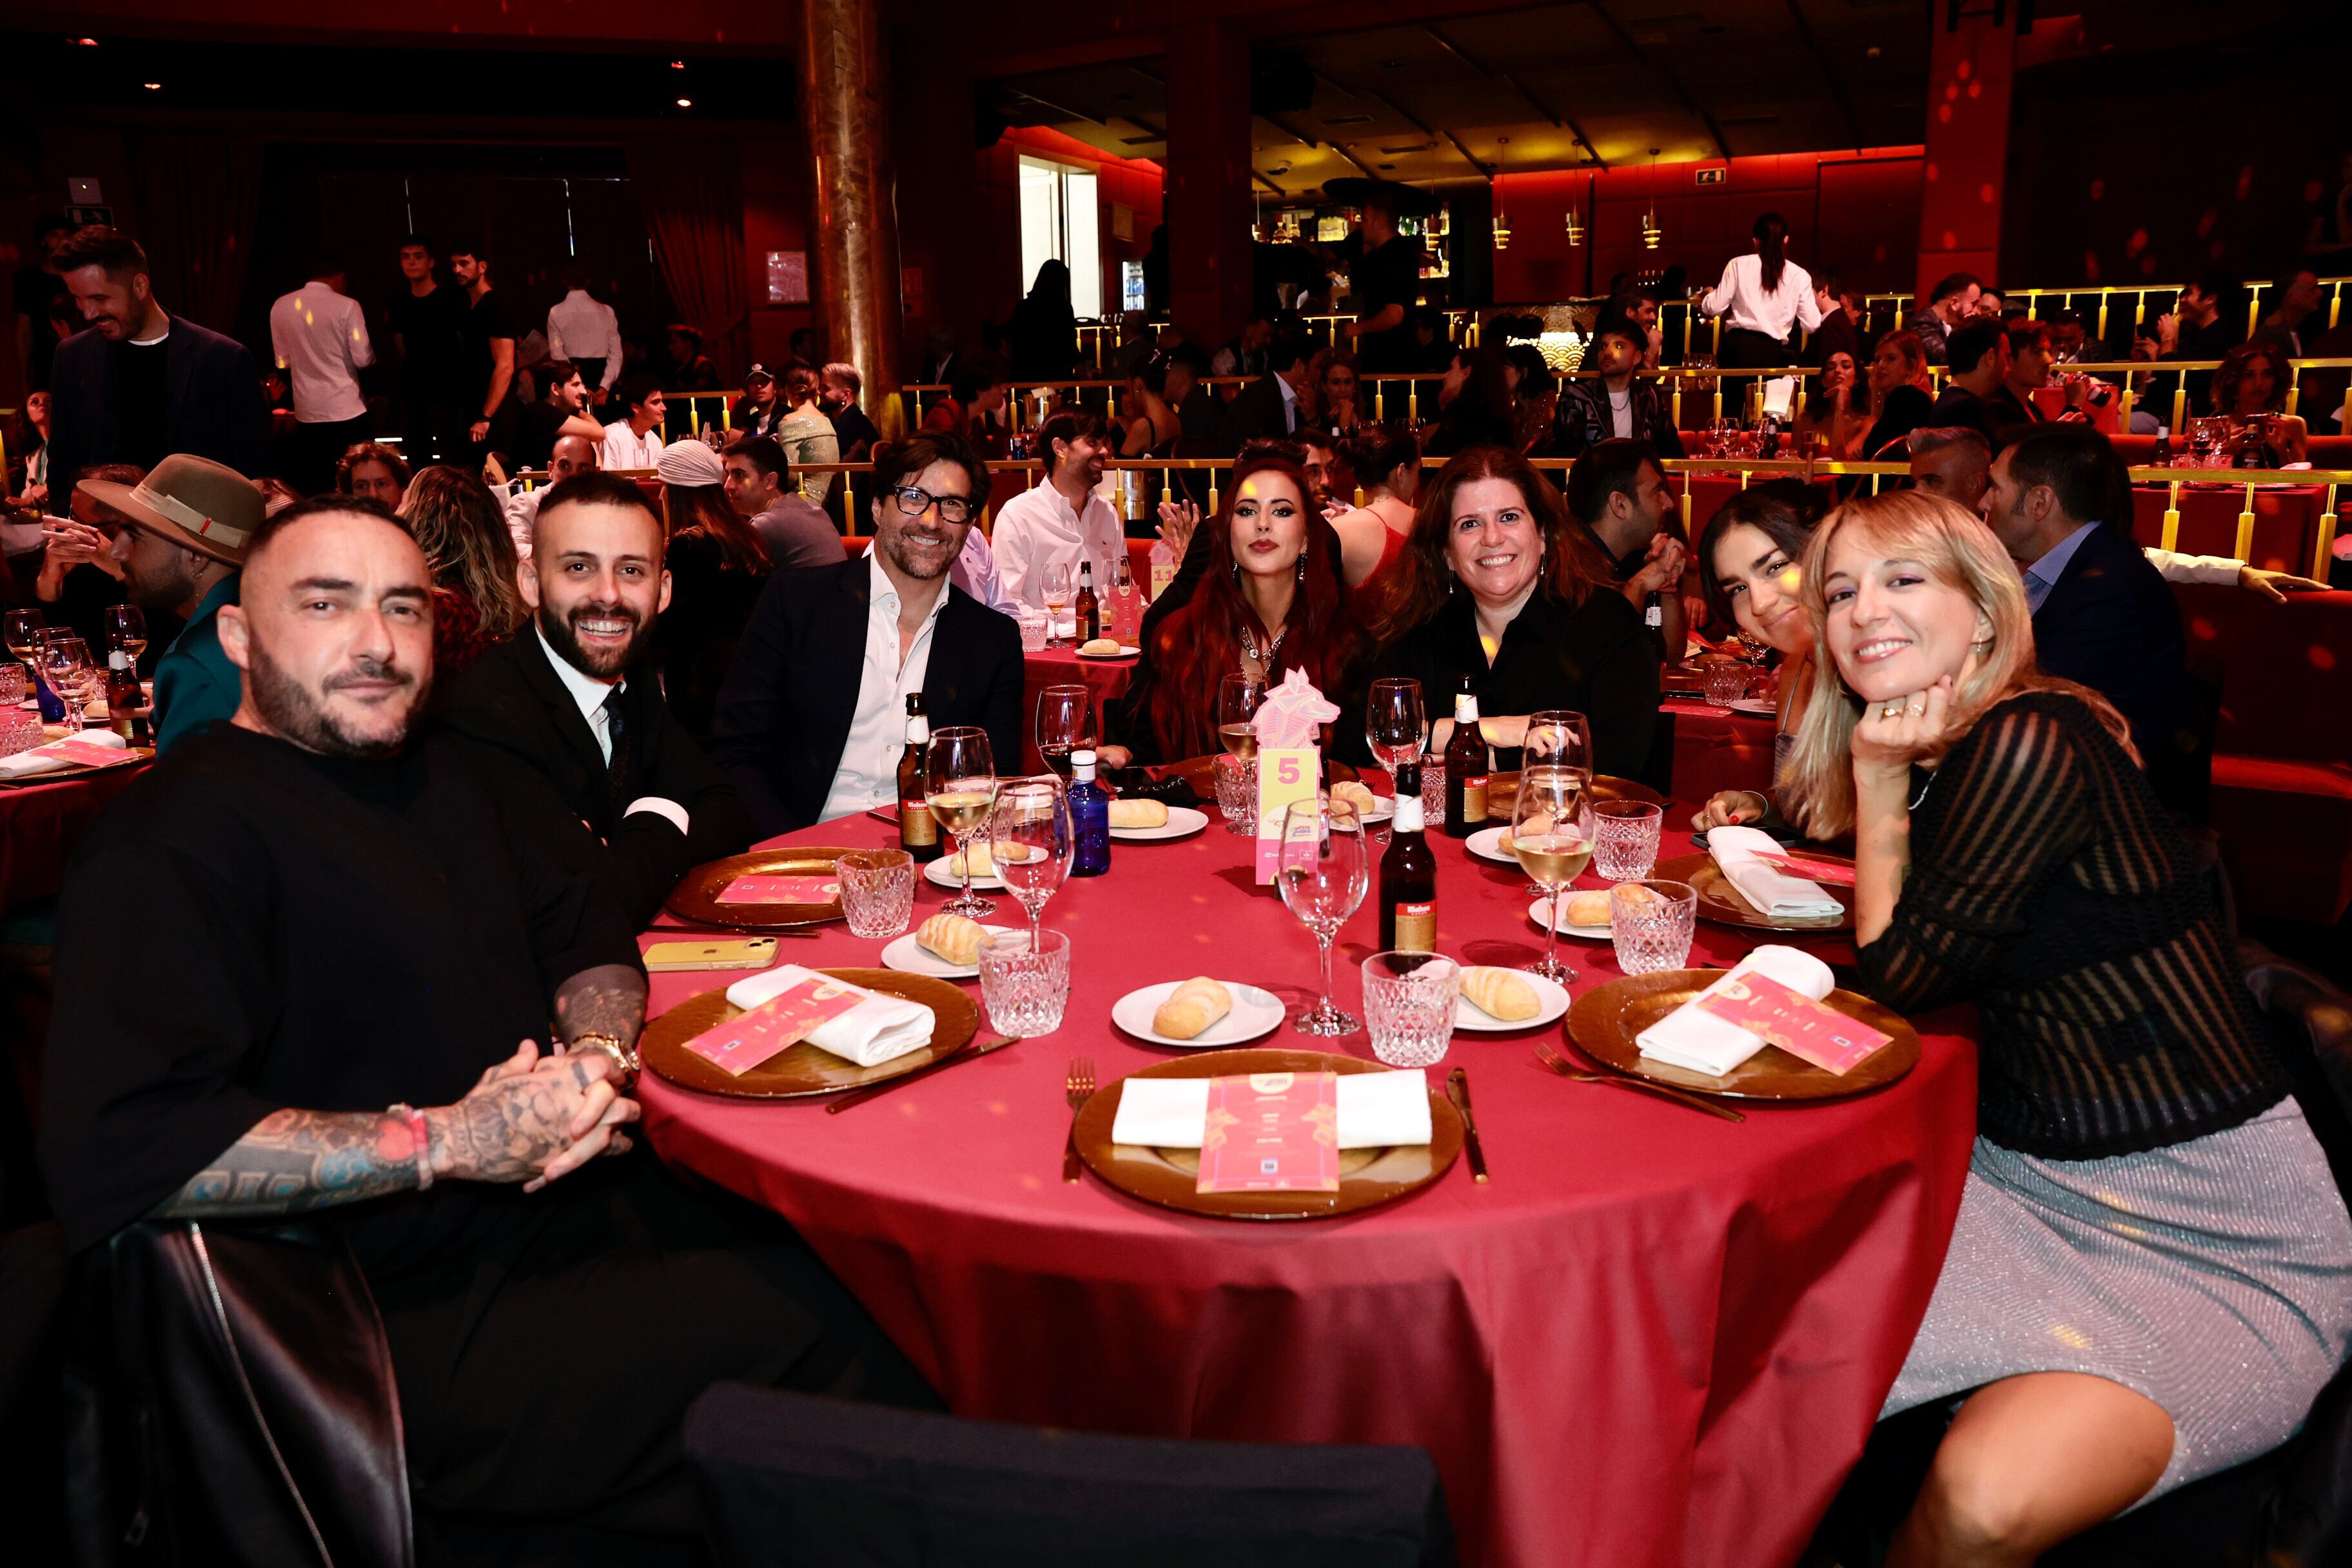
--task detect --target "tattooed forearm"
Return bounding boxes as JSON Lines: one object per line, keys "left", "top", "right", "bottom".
{"left": 554, "top": 961, "right": 648, "bottom": 1048}
{"left": 150, "top": 1107, "right": 422, "bottom": 1220}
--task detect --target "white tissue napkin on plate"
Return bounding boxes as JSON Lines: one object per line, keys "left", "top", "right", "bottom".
{"left": 1109, "top": 1070, "right": 1431, "bottom": 1149}
{"left": 1636, "top": 945, "right": 1836, "bottom": 1076}
{"left": 0, "top": 729, "right": 127, "bottom": 781}
{"left": 722, "top": 964, "right": 934, "bottom": 1067}
{"left": 1707, "top": 825, "right": 1844, "bottom": 920}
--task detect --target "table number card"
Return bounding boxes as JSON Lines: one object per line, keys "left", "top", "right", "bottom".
{"left": 1196, "top": 1072, "right": 1340, "bottom": 1193}
{"left": 1254, "top": 747, "right": 1321, "bottom": 883}
{"left": 683, "top": 976, "right": 866, "bottom": 1075}
{"left": 717, "top": 874, "right": 841, "bottom": 905}
{"left": 1694, "top": 971, "right": 1891, "bottom": 1075}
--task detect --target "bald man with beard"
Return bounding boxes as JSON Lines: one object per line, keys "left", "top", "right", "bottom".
{"left": 501, "top": 431, "right": 601, "bottom": 560}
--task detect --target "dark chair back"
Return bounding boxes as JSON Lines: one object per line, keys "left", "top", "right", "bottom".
{"left": 685, "top": 1382, "right": 1453, "bottom": 1567}
{"left": 63, "top": 1220, "right": 412, "bottom": 1567}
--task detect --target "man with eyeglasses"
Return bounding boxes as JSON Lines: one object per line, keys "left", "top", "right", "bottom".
{"left": 710, "top": 431, "right": 1023, "bottom": 836}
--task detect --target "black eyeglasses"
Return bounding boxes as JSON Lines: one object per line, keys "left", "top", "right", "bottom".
{"left": 888, "top": 485, "right": 977, "bottom": 525}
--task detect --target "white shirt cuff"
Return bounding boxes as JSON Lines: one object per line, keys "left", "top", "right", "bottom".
{"left": 623, "top": 797, "right": 690, "bottom": 836}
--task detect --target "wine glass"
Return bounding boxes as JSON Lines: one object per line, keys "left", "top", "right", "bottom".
{"left": 1277, "top": 794, "right": 1370, "bottom": 1036}
{"left": 1216, "top": 672, "right": 1264, "bottom": 836}
{"left": 43, "top": 636, "right": 95, "bottom": 732}
{"left": 1364, "top": 676, "right": 1426, "bottom": 790}
{"left": 1523, "top": 709, "right": 1594, "bottom": 779}
{"left": 106, "top": 605, "right": 148, "bottom": 667}
{"left": 1034, "top": 684, "right": 1096, "bottom": 781}
{"left": 4, "top": 609, "right": 43, "bottom": 672}
{"left": 1042, "top": 563, "right": 1074, "bottom": 646}
{"left": 990, "top": 779, "right": 1073, "bottom": 946}
{"left": 925, "top": 725, "right": 999, "bottom": 917}
{"left": 1513, "top": 764, "right": 1594, "bottom": 983}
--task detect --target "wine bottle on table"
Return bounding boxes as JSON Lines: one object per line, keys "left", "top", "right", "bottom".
{"left": 1378, "top": 762, "right": 1437, "bottom": 952}
{"left": 106, "top": 650, "right": 144, "bottom": 744}
{"left": 1442, "top": 675, "right": 1487, "bottom": 839}
{"left": 1075, "top": 562, "right": 1100, "bottom": 643}
{"left": 896, "top": 693, "right": 943, "bottom": 862}
{"left": 1643, "top": 590, "right": 1667, "bottom": 659}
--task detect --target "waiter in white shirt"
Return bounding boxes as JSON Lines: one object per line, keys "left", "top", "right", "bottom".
{"left": 269, "top": 259, "right": 377, "bottom": 493}
{"left": 1697, "top": 213, "right": 1823, "bottom": 371}
{"left": 546, "top": 264, "right": 623, "bottom": 405}
{"left": 600, "top": 373, "right": 667, "bottom": 472}
{"left": 989, "top": 411, "right": 1126, "bottom": 626}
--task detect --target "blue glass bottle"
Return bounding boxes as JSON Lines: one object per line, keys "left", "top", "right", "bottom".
{"left": 1067, "top": 749, "right": 1110, "bottom": 877}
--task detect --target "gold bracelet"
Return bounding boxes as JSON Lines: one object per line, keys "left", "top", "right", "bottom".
{"left": 569, "top": 1032, "right": 640, "bottom": 1083}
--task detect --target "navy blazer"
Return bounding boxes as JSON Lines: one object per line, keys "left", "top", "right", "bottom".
{"left": 46, "top": 315, "right": 271, "bottom": 483}
{"left": 2030, "top": 522, "right": 2187, "bottom": 770}
{"left": 709, "top": 556, "right": 1025, "bottom": 838}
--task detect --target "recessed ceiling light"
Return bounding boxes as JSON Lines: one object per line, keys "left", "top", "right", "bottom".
{"left": 675, "top": 97, "right": 692, "bottom": 108}
{"left": 671, "top": 60, "right": 685, "bottom": 69}
{"left": 142, "top": 82, "right": 161, "bottom": 90}
{"left": 71, "top": 37, "right": 97, "bottom": 46}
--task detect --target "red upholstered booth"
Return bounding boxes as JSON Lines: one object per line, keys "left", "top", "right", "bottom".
{"left": 2172, "top": 583, "right": 2352, "bottom": 925}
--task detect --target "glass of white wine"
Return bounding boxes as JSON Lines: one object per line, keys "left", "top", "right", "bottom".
{"left": 925, "top": 725, "right": 999, "bottom": 917}
{"left": 1217, "top": 672, "right": 1264, "bottom": 836}
{"left": 1513, "top": 764, "right": 1593, "bottom": 983}
{"left": 1042, "top": 563, "right": 1074, "bottom": 647}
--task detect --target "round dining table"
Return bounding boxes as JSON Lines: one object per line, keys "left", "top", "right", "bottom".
{"left": 636, "top": 791, "right": 1977, "bottom": 1568}
{"left": 0, "top": 763, "right": 146, "bottom": 910}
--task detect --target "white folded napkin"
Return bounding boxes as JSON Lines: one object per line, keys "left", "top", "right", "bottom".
{"left": 0, "top": 729, "right": 126, "bottom": 781}
{"left": 722, "top": 964, "right": 934, "bottom": 1068}
{"left": 1636, "top": 945, "right": 1836, "bottom": 1076}
{"left": 1707, "top": 825, "right": 1843, "bottom": 920}
{"left": 1109, "top": 1070, "right": 1431, "bottom": 1150}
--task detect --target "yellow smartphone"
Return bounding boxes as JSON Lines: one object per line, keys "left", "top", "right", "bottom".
{"left": 642, "top": 936, "right": 781, "bottom": 973}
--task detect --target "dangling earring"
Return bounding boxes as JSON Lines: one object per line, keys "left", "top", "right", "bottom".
{"left": 1295, "top": 554, "right": 1306, "bottom": 583}
{"left": 1231, "top": 560, "right": 1242, "bottom": 585}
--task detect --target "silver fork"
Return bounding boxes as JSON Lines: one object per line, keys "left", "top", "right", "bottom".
{"left": 1063, "top": 1057, "right": 1096, "bottom": 1182}
{"left": 1533, "top": 1035, "right": 1745, "bottom": 1122}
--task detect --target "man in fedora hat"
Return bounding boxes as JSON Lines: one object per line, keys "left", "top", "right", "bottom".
{"left": 81, "top": 453, "right": 256, "bottom": 752}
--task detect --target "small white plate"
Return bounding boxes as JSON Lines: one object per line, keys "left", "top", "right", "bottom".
{"left": 923, "top": 855, "right": 1008, "bottom": 891}
{"left": 1346, "top": 796, "right": 1395, "bottom": 824}
{"left": 879, "top": 925, "right": 1021, "bottom": 979}
{"left": 1109, "top": 805, "right": 1210, "bottom": 841}
{"left": 1112, "top": 980, "right": 1286, "bottom": 1048}
{"left": 1076, "top": 645, "right": 1142, "bottom": 660}
{"left": 1465, "top": 825, "right": 1520, "bottom": 865}
{"left": 1453, "top": 970, "right": 1572, "bottom": 1032}
{"left": 1727, "top": 698, "right": 1778, "bottom": 717}
{"left": 1527, "top": 897, "right": 1612, "bottom": 939}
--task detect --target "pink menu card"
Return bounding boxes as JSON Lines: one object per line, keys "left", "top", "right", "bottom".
{"left": 718, "top": 874, "right": 841, "bottom": 905}
{"left": 1196, "top": 1072, "right": 1340, "bottom": 1193}
{"left": 1694, "top": 972, "right": 1891, "bottom": 1075}
{"left": 681, "top": 975, "right": 867, "bottom": 1075}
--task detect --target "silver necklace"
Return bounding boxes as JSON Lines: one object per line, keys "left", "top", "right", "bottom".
{"left": 1240, "top": 621, "right": 1288, "bottom": 668}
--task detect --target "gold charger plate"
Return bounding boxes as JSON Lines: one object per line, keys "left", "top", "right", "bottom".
{"left": 665, "top": 846, "right": 865, "bottom": 929}
{"left": 1485, "top": 771, "right": 1663, "bottom": 816}
{"left": 0, "top": 744, "right": 153, "bottom": 788}
{"left": 641, "top": 968, "right": 980, "bottom": 1098}
{"left": 1568, "top": 969, "right": 1919, "bottom": 1101}
{"left": 1654, "top": 849, "right": 1855, "bottom": 932}
{"left": 1074, "top": 1047, "right": 1463, "bottom": 1221}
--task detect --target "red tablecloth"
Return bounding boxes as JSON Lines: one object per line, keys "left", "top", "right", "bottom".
{"left": 2129, "top": 484, "right": 2326, "bottom": 575}
{"left": 638, "top": 807, "right": 1977, "bottom": 1567}
{"left": 1019, "top": 647, "right": 1137, "bottom": 772}
{"left": 0, "top": 765, "right": 143, "bottom": 910}
{"left": 1661, "top": 702, "right": 1779, "bottom": 804}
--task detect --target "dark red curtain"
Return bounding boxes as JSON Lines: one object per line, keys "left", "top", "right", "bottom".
{"left": 128, "top": 132, "right": 264, "bottom": 335}
{"left": 625, "top": 142, "right": 747, "bottom": 381}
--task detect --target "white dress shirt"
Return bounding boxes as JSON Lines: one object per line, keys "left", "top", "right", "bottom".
{"left": 269, "top": 279, "right": 375, "bottom": 424}
{"left": 1699, "top": 254, "right": 1823, "bottom": 344}
{"left": 949, "top": 527, "right": 1018, "bottom": 616}
{"left": 545, "top": 290, "right": 623, "bottom": 390}
{"left": 819, "top": 553, "right": 948, "bottom": 823}
{"left": 990, "top": 478, "right": 1128, "bottom": 613}
{"left": 534, "top": 627, "right": 689, "bottom": 834}
{"left": 502, "top": 485, "right": 544, "bottom": 561}
{"left": 600, "top": 423, "right": 665, "bottom": 472}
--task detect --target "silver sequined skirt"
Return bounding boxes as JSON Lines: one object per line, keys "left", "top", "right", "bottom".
{"left": 1883, "top": 1097, "right": 2352, "bottom": 1498}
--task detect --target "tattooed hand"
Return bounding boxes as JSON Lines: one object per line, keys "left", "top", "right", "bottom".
{"left": 425, "top": 1040, "right": 640, "bottom": 1191}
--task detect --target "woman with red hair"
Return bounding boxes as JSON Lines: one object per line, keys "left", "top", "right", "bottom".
{"left": 1100, "top": 454, "right": 1361, "bottom": 767}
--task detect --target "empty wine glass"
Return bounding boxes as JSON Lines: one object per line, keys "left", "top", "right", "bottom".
{"left": 1364, "top": 676, "right": 1426, "bottom": 791}
{"left": 925, "top": 725, "right": 999, "bottom": 917}
{"left": 1513, "top": 765, "right": 1593, "bottom": 983}
{"left": 1042, "top": 563, "right": 1074, "bottom": 645}
{"left": 106, "top": 605, "right": 148, "bottom": 667}
{"left": 1034, "top": 684, "right": 1096, "bottom": 781}
{"left": 42, "top": 636, "right": 95, "bottom": 733}
{"left": 990, "top": 779, "right": 1073, "bottom": 946}
{"left": 1217, "top": 672, "right": 1264, "bottom": 836}
{"left": 1277, "top": 794, "right": 1369, "bottom": 1036}
{"left": 1524, "top": 709, "right": 1594, "bottom": 777}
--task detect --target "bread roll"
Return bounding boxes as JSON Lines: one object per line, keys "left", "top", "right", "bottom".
{"left": 916, "top": 912, "right": 986, "bottom": 966}
{"left": 1079, "top": 638, "right": 1122, "bottom": 656}
{"left": 1108, "top": 798, "right": 1169, "bottom": 828}
{"left": 1152, "top": 976, "right": 1234, "bottom": 1040}
{"left": 1461, "top": 966, "right": 1542, "bottom": 1021}
{"left": 1330, "top": 780, "right": 1379, "bottom": 818}
{"left": 1562, "top": 890, "right": 1614, "bottom": 928}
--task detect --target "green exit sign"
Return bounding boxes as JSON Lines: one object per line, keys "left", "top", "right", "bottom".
{"left": 1694, "top": 166, "right": 1727, "bottom": 186}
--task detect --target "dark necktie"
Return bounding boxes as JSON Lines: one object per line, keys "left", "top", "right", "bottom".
{"left": 602, "top": 685, "right": 634, "bottom": 802}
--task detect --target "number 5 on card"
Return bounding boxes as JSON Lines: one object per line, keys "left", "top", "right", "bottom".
{"left": 1255, "top": 745, "right": 1320, "bottom": 883}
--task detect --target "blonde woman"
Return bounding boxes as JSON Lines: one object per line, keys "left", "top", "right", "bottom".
{"left": 1783, "top": 489, "right": 2352, "bottom": 1565}
{"left": 398, "top": 464, "right": 529, "bottom": 680}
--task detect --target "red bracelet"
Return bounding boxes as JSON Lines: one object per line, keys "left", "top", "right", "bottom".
{"left": 389, "top": 1102, "right": 433, "bottom": 1191}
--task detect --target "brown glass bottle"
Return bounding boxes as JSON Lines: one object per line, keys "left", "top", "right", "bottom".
{"left": 1378, "top": 762, "right": 1437, "bottom": 952}
{"left": 1075, "top": 562, "right": 1100, "bottom": 643}
{"left": 896, "top": 693, "right": 942, "bottom": 861}
{"left": 1442, "top": 675, "right": 1487, "bottom": 838}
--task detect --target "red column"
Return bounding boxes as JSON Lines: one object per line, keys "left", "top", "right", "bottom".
{"left": 1915, "top": 11, "right": 2014, "bottom": 302}
{"left": 1164, "top": 21, "right": 1253, "bottom": 349}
